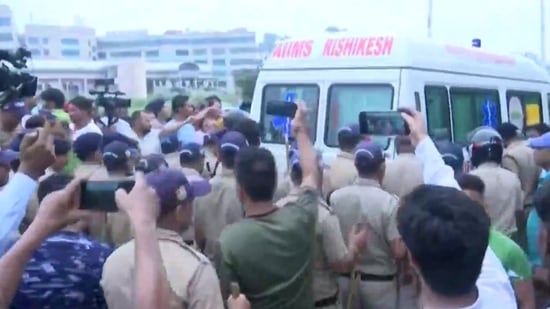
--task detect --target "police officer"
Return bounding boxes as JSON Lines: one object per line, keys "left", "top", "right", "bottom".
{"left": 468, "top": 126, "right": 523, "bottom": 238}
{"left": 324, "top": 124, "right": 362, "bottom": 197}
{"left": 497, "top": 123, "right": 541, "bottom": 208}
{"left": 382, "top": 136, "right": 423, "bottom": 198}
{"left": 330, "top": 141, "right": 406, "bottom": 309}
{"left": 434, "top": 140, "right": 465, "bottom": 176}
{"left": 100, "top": 141, "right": 136, "bottom": 247}
{"left": 194, "top": 131, "right": 247, "bottom": 261}
{"left": 101, "top": 169, "right": 224, "bottom": 308}
{"left": 276, "top": 151, "right": 367, "bottom": 309}
{"left": 72, "top": 132, "right": 104, "bottom": 178}
{"left": 179, "top": 142, "right": 206, "bottom": 246}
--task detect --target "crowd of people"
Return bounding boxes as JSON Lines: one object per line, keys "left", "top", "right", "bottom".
{"left": 0, "top": 86, "right": 549, "bottom": 309}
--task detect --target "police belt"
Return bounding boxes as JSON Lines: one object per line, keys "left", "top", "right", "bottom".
{"left": 340, "top": 271, "right": 395, "bottom": 282}
{"left": 314, "top": 291, "right": 339, "bottom": 307}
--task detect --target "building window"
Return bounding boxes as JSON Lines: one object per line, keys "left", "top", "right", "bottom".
{"left": 61, "top": 49, "right": 80, "bottom": 57}
{"left": 44, "top": 49, "right": 49, "bottom": 56}
{"left": 0, "top": 17, "right": 11, "bottom": 27}
{"left": 146, "top": 50, "right": 159, "bottom": 57}
{"left": 27, "top": 37, "right": 39, "bottom": 45}
{"left": 212, "top": 59, "right": 226, "bottom": 66}
{"left": 97, "top": 51, "right": 106, "bottom": 59}
{"left": 42, "top": 38, "right": 49, "bottom": 44}
{"left": 110, "top": 51, "right": 142, "bottom": 58}
{"left": 213, "top": 70, "right": 226, "bottom": 77}
{"left": 195, "top": 60, "right": 208, "bottom": 64}
{"left": 212, "top": 48, "right": 225, "bottom": 55}
{"left": 0, "top": 33, "right": 13, "bottom": 42}
{"left": 189, "top": 36, "right": 255, "bottom": 45}
{"left": 60, "top": 38, "right": 79, "bottom": 45}
{"left": 29, "top": 49, "right": 41, "bottom": 56}
{"left": 229, "top": 58, "right": 260, "bottom": 66}
{"left": 218, "top": 81, "right": 227, "bottom": 87}
{"left": 229, "top": 47, "right": 258, "bottom": 54}
{"left": 192, "top": 49, "right": 208, "bottom": 56}
{"left": 175, "top": 49, "right": 189, "bottom": 56}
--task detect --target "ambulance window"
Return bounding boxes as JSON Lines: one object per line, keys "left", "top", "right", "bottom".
{"left": 325, "top": 84, "right": 394, "bottom": 148}
{"left": 260, "top": 84, "right": 319, "bottom": 144}
{"left": 424, "top": 86, "right": 451, "bottom": 141}
{"left": 505, "top": 91, "right": 542, "bottom": 133}
{"left": 449, "top": 88, "right": 500, "bottom": 144}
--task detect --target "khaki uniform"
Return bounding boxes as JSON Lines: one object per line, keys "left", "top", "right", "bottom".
{"left": 324, "top": 152, "right": 357, "bottom": 197}
{"left": 181, "top": 167, "right": 201, "bottom": 244}
{"left": 276, "top": 187, "right": 348, "bottom": 309}
{"left": 470, "top": 162, "right": 523, "bottom": 236}
{"left": 502, "top": 141, "right": 541, "bottom": 206}
{"left": 204, "top": 148, "right": 220, "bottom": 178}
{"left": 194, "top": 168, "right": 243, "bottom": 261}
{"left": 74, "top": 162, "right": 104, "bottom": 178}
{"left": 382, "top": 153, "right": 423, "bottom": 198}
{"left": 330, "top": 178, "right": 400, "bottom": 309}
{"left": 101, "top": 228, "right": 224, "bottom": 309}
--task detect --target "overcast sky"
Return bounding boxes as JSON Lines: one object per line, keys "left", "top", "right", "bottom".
{"left": 4, "top": 0, "right": 549, "bottom": 60}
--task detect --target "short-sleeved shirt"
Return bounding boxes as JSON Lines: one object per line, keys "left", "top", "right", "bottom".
{"left": 502, "top": 141, "right": 541, "bottom": 206}
{"left": 470, "top": 163, "right": 523, "bottom": 235}
{"left": 324, "top": 152, "right": 357, "bottom": 196}
{"left": 101, "top": 228, "right": 224, "bottom": 309}
{"left": 194, "top": 168, "right": 244, "bottom": 260}
{"left": 125, "top": 128, "right": 162, "bottom": 156}
{"left": 11, "top": 231, "right": 113, "bottom": 309}
{"left": 330, "top": 178, "right": 400, "bottom": 275}
{"left": 382, "top": 153, "right": 423, "bottom": 198}
{"left": 219, "top": 188, "right": 319, "bottom": 308}
{"left": 71, "top": 121, "right": 103, "bottom": 141}
{"left": 489, "top": 229, "right": 532, "bottom": 281}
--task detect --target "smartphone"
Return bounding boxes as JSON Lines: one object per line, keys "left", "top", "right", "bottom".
{"left": 80, "top": 180, "right": 135, "bottom": 212}
{"left": 358, "top": 111, "right": 410, "bottom": 136}
{"left": 265, "top": 100, "right": 297, "bottom": 118}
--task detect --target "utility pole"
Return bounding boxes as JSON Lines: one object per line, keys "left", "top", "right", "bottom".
{"left": 541, "top": 0, "right": 547, "bottom": 63}
{"left": 427, "top": 0, "right": 433, "bottom": 38}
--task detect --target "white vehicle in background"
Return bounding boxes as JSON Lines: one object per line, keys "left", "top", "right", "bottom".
{"left": 250, "top": 34, "right": 550, "bottom": 174}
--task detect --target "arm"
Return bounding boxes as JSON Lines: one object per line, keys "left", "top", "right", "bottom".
{"left": 159, "top": 119, "right": 192, "bottom": 136}
{"left": 188, "top": 264, "right": 225, "bottom": 309}
{"left": 295, "top": 121, "right": 318, "bottom": 190}
{"left": 323, "top": 214, "right": 360, "bottom": 273}
{"left": 414, "top": 137, "right": 460, "bottom": 190}
{"left": 0, "top": 173, "right": 39, "bottom": 255}
{"left": 133, "top": 223, "right": 171, "bottom": 309}
{"left": 0, "top": 223, "right": 47, "bottom": 307}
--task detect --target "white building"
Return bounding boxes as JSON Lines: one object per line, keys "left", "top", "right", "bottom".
{"left": 0, "top": 5, "right": 19, "bottom": 50}
{"left": 28, "top": 60, "right": 217, "bottom": 99}
{"left": 24, "top": 24, "right": 97, "bottom": 61}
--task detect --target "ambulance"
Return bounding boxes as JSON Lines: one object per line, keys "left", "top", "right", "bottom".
{"left": 249, "top": 34, "right": 550, "bottom": 173}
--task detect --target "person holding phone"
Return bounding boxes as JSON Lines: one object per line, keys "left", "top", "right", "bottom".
{"left": 101, "top": 168, "right": 223, "bottom": 309}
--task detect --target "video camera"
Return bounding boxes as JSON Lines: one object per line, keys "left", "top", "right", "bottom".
{"left": 0, "top": 48, "right": 37, "bottom": 106}
{"left": 89, "top": 88, "right": 131, "bottom": 127}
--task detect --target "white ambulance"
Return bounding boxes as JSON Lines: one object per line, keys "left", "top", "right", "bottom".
{"left": 250, "top": 34, "right": 550, "bottom": 173}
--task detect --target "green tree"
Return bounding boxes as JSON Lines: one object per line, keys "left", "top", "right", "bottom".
{"left": 233, "top": 69, "right": 259, "bottom": 101}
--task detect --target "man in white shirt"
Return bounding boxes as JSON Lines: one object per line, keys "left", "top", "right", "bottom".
{"left": 400, "top": 109, "right": 516, "bottom": 309}
{"left": 127, "top": 110, "right": 193, "bottom": 156}
{"left": 67, "top": 96, "right": 102, "bottom": 141}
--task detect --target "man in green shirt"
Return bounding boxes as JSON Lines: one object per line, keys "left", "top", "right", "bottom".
{"left": 218, "top": 102, "right": 319, "bottom": 308}
{"left": 457, "top": 173, "right": 535, "bottom": 309}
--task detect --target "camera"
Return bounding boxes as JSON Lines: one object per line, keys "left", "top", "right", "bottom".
{"left": 0, "top": 48, "right": 37, "bottom": 106}
{"left": 89, "top": 89, "right": 131, "bottom": 127}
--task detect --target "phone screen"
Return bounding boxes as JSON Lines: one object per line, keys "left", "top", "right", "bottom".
{"left": 80, "top": 180, "right": 135, "bottom": 212}
{"left": 359, "top": 111, "right": 409, "bottom": 136}
{"left": 265, "top": 100, "right": 298, "bottom": 118}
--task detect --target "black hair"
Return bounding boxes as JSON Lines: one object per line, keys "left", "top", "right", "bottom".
{"left": 527, "top": 123, "right": 550, "bottom": 136}
{"left": 535, "top": 180, "right": 550, "bottom": 223}
{"left": 337, "top": 130, "right": 361, "bottom": 151}
{"left": 171, "top": 95, "right": 190, "bottom": 113}
{"left": 496, "top": 123, "right": 519, "bottom": 141}
{"left": 70, "top": 96, "right": 94, "bottom": 112}
{"left": 398, "top": 185, "right": 490, "bottom": 297}
{"left": 130, "top": 110, "right": 142, "bottom": 125}
{"left": 233, "top": 118, "right": 261, "bottom": 147}
{"left": 40, "top": 88, "right": 66, "bottom": 109}
{"left": 456, "top": 174, "right": 485, "bottom": 195}
{"left": 235, "top": 147, "right": 277, "bottom": 202}
{"left": 290, "top": 165, "right": 302, "bottom": 186}
{"left": 37, "top": 173, "right": 73, "bottom": 203}
{"left": 206, "top": 95, "right": 221, "bottom": 107}
{"left": 355, "top": 159, "right": 383, "bottom": 176}
{"left": 24, "top": 115, "right": 45, "bottom": 129}
{"left": 219, "top": 149, "right": 237, "bottom": 169}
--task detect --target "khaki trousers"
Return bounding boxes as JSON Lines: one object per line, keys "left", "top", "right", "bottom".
{"left": 339, "top": 277, "right": 397, "bottom": 309}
